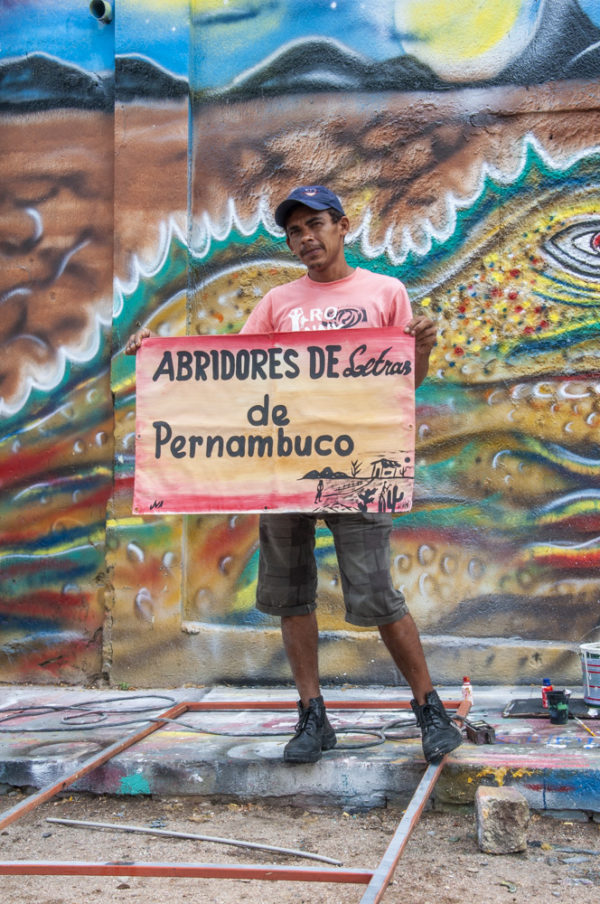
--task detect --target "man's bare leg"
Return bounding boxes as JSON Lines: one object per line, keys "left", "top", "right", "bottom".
{"left": 280, "top": 612, "right": 336, "bottom": 762}
{"left": 281, "top": 611, "right": 434, "bottom": 705}
{"left": 378, "top": 613, "right": 434, "bottom": 703}
{"left": 281, "top": 612, "right": 320, "bottom": 706}
{"left": 379, "top": 613, "right": 462, "bottom": 761}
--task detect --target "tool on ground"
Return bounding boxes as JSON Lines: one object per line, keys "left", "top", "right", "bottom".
{"left": 463, "top": 718, "right": 496, "bottom": 745}
{"left": 572, "top": 715, "right": 599, "bottom": 738}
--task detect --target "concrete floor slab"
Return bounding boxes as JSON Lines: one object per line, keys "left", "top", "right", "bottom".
{"left": 1, "top": 685, "right": 599, "bottom": 813}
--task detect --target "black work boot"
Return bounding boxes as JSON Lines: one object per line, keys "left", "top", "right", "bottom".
{"left": 283, "top": 695, "right": 337, "bottom": 764}
{"left": 411, "top": 690, "right": 463, "bottom": 763}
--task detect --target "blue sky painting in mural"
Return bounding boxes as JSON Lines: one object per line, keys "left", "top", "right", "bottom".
{"left": 0, "top": 0, "right": 114, "bottom": 72}
{"left": 190, "top": 0, "right": 403, "bottom": 89}
{"left": 579, "top": 0, "right": 600, "bottom": 26}
{"left": 116, "top": 1, "right": 190, "bottom": 76}
{"left": 0, "top": 0, "right": 406, "bottom": 84}
{"left": 0, "top": 0, "right": 598, "bottom": 88}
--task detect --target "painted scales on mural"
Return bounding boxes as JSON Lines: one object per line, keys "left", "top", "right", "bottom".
{"left": 134, "top": 329, "right": 415, "bottom": 514}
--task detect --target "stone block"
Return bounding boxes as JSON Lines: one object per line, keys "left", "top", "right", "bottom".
{"left": 475, "top": 785, "right": 530, "bottom": 854}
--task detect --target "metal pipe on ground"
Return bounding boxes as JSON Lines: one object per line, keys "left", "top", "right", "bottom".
{"left": 46, "top": 816, "right": 343, "bottom": 865}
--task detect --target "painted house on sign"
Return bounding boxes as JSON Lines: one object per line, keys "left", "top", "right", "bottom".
{"left": 370, "top": 458, "right": 408, "bottom": 479}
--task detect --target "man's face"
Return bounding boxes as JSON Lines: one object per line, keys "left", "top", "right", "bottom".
{"left": 285, "top": 205, "right": 349, "bottom": 277}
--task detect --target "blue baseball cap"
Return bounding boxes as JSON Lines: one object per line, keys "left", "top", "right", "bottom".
{"left": 274, "top": 185, "right": 345, "bottom": 228}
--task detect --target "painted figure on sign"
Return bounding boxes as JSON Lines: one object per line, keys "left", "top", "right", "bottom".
{"left": 314, "top": 479, "right": 324, "bottom": 504}
{"left": 126, "top": 186, "right": 462, "bottom": 765}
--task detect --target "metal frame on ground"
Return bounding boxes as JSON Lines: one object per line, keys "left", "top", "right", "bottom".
{"left": 0, "top": 697, "right": 469, "bottom": 904}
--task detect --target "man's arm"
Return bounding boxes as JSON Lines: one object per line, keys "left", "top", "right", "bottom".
{"left": 404, "top": 315, "right": 437, "bottom": 388}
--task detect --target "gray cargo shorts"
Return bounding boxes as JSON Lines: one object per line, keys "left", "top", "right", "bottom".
{"left": 256, "top": 511, "right": 409, "bottom": 627}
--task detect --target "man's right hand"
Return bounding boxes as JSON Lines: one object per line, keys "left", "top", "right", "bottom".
{"left": 125, "top": 328, "right": 152, "bottom": 355}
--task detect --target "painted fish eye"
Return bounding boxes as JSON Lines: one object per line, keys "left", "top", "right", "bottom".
{"left": 543, "top": 219, "right": 600, "bottom": 279}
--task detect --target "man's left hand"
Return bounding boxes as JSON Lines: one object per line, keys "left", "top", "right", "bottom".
{"left": 405, "top": 316, "right": 437, "bottom": 357}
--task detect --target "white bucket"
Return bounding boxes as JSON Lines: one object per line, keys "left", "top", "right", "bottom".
{"left": 580, "top": 643, "right": 600, "bottom": 705}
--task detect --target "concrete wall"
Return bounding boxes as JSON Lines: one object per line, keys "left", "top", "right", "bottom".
{"left": 2, "top": 1, "right": 600, "bottom": 689}
{"left": 0, "top": 3, "right": 115, "bottom": 683}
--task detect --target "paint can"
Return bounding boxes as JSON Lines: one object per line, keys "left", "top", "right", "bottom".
{"left": 546, "top": 689, "right": 569, "bottom": 725}
{"left": 580, "top": 643, "right": 600, "bottom": 706}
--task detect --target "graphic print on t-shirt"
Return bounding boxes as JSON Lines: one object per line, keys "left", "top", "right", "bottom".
{"left": 286, "top": 305, "right": 367, "bottom": 331}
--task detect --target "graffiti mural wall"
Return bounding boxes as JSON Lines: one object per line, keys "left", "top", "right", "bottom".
{"left": 2, "top": 0, "right": 600, "bottom": 688}
{"left": 0, "top": 2, "right": 115, "bottom": 683}
{"left": 107, "top": 1, "right": 190, "bottom": 686}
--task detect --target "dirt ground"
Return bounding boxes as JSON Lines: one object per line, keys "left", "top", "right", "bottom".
{"left": 1, "top": 792, "right": 599, "bottom": 903}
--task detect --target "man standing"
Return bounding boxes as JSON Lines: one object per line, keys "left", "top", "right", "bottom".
{"left": 126, "top": 185, "right": 462, "bottom": 765}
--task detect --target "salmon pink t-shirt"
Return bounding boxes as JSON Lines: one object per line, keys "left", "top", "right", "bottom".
{"left": 241, "top": 267, "right": 412, "bottom": 334}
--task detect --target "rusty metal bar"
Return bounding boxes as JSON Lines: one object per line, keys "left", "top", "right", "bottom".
{"left": 359, "top": 698, "right": 472, "bottom": 904}
{"left": 0, "top": 700, "right": 189, "bottom": 831}
{"left": 358, "top": 760, "right": 444, "bottom": 903}
{"left": 186, "top": 699, "right": 462, "bottom": 711}
{"left": 0, "top": 861, "right": 373, "bottom": 883}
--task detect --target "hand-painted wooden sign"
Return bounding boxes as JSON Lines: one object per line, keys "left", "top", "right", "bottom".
{"left": 133, "top": 328, "right": 415, "bottom": 514}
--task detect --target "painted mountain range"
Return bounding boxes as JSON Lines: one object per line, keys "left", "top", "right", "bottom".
{"left": 1, "top": 0, "right": 598, "bottom": 111}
